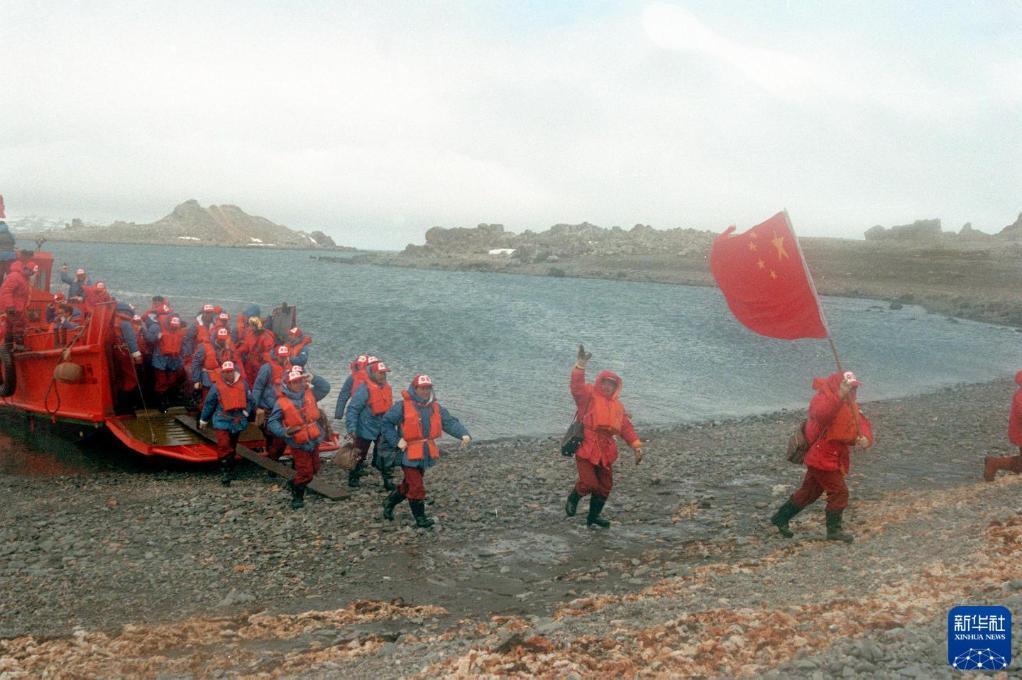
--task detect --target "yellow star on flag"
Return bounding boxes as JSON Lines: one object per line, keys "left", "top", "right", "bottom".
{"left": 770, "top": 270, "right": 778, "bottom": 279}
{"left": 757, "top": 259, "right": 765, "bottom": 269}
{"left": 748, "top": 241, "right": 758, "bottom": 252}
{"left": 771, "top": 232, "right": 789, "bottom": 260}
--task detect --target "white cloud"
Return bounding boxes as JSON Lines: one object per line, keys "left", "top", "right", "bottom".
{"left": 0, "top": 2, "right": 1019, "bottom": 247}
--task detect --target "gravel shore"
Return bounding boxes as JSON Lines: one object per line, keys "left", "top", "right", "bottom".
{"left": 1, "top": 376, "right": 1020, "bottom": 677}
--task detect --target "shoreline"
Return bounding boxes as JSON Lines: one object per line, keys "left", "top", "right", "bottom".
{"left": 360, "top": 244, "right": 1022, "bottom": 329}
{"left": 2, "top": 376, "right": 1020, "bottom": 678}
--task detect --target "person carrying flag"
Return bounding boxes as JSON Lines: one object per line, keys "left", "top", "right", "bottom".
{"left": 769, "top": 370, "right": 874, "bottom": 542}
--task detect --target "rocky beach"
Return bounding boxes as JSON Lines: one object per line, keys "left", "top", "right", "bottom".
{"left": 2, "top": 377, "right": 1021, "bottom": 677}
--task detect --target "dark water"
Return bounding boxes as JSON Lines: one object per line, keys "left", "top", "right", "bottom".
{"left": 10, "top": 241, "right": 1022, "bottom": 446}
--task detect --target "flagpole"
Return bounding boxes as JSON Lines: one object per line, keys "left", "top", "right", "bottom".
{"left": 782, "top": 209, "right": 843, "bottom": 373}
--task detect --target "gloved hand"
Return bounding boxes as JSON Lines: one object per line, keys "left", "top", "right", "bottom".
{"left": 131, "top": 351, "right": 143, "bottom": 364}
{"left": 198, "top": 420, "right": 208, "bottom": 430}
{"left": 855, "top": 435, "right": 871, "bottom": 449}
{"left": 255, "top": 408, "right": 267, "bottom": 427}
{"left": 397, "top": 438, "right": 408, "bottom": 451}
{"left": 575, "top": 344, "right": 592, "bottom": 369}
{"left": 631, "top": 440, "right": 643, "bottom": 465}
{"left": 460, "top": 435, "right": 471, "bottom": 450}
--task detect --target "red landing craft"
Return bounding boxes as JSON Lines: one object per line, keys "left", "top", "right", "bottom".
{"left": 0, "top": 250, "right": 338, "bottom": 463}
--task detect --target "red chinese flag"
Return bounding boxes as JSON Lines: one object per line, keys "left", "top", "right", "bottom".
{"left": 709, "top": 212, "right": 828, "bottom": 340}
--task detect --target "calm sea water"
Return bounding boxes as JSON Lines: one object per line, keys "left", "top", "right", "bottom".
{"left": 17, "top": 240, "right": 1022, "bottom": 440}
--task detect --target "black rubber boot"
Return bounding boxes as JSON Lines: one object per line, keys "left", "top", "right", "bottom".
{"left": 410, "top": 500, "right": 435, "bottom": 528}
{"left": 383, "top": 490, "right": 405, "bottom": 521}
{"left": 586, "top": 495, "right": 610, "bottom": 528}
{"left": 381, "top": 468, "right": 396, "bottom": 492}
{"left": 770, "top": 500, "right": 802, "bottom": 538}
{"left": 565, "top": 489, "right": 581, "bottom": 517}
{"left": 290, "top": 483, "right": 306, "bottom": 510}
{"left": 219, "top": 458, "right": 234, "bottom": 487}
{"left": 825, "top": 510, "right": 853, "bottom": 543}
{"left": 348, "top": 468, "right": 361, "bottom": 488}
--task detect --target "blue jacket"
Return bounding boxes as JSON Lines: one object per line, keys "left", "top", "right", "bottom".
{"left": 267, "top": 383, "right": 324, "bottom": 453}
{"left": 59, "top": 270, "right": 91, "bottom": 299}
{"left": 142, "top": 317, "right": 190, "bottom": 371}
{"left": 116, "top": 320, "right": 139, "bottom": 353}
{"left": 310, "top": 373, "right": 331, "bottom": 402}
{"left": 251, "top": 361, "right": 285, "bottom": 411}
{"left": 380, "top": 383, "right": 469, "bottom": 470}
{"left": 345, "top": 381, "right": 389, "bottom": 441}
{"left": 200, "top": 379, "right": 254, "bottom": 434}
{"left": 334, "top": 374, "right": 356, "bottom": 419}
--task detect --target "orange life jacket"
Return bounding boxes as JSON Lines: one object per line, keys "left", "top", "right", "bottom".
{"left": 366, "top": 380, "right": 393, "bottom": 416}
{"left": 202, "top": 339, "right": 238, "bottom": 371}
{"left": 351, "top": 366, "right": 368, "bottom": 394}
{"left": 195, "top": 324, "right": 211, "bottom": 345}
{"left": 277, "top": 390, "right": 322, "bottom": 445}
{"left": 823, "top": 395, "right": 860, "bottom": 443}
{"left": 159, "top": 324, "right": 186, "bottom": 357}
{"left": 401, "top": 390, "right": 442, "bottom": 461}
{"left": 213, "top": 375, "right": 248, "bottom": 412}
{"left": 585, "top": 393, "right": 624, "bottom": 434}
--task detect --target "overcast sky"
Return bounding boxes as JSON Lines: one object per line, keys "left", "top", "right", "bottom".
{"left": 2, "top": 1, "right": 1019, "bottom": 249}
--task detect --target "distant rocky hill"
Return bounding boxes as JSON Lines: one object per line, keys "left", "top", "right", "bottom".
{"left": 862, "top": 216, "right": 1022, "bottom": 243}
{"left": 404, "top": 222, "right": 713, "bottom": 264}
{"left": 35, "top": 200, "right": 344, "bottom": 248}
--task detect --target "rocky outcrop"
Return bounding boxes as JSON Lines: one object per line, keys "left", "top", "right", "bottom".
{"left": 958, "top": 222, "right": 992, "bottom": 240}
{"left": 864, "top": 219, "right": 943, "bottom": 242}
{"left": 996, "top": 212, "right": 1022, "bottom": 239}
{"left": 406, "top": 221, "right": 713, "bottom": 261}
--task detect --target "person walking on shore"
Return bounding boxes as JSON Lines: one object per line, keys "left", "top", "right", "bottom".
{"left": 268, "top": 366, "right": 326, "bottom": 510}
{"left": 345, "top": 359, "right": 395, "bottom": 489}
{"left": 983, "top": 371, "right": 1022, "bottom": 480}
{"left": 564, "top": 345, "right": 643, "bottom": 529}
{"left": 199, "top": 361, "right": 253, "bottom": 486}
{"left": 770, "top": 370, "right": 874, "bottom": 543}
{"left": 380, "top": 374, "right": 470, "bottom": 528}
